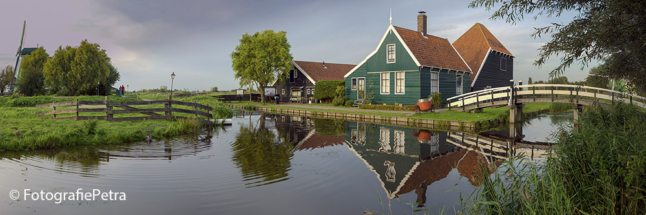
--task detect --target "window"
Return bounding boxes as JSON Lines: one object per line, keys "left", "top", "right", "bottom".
{"left": 311, "top": 88, "right": 314, "bottom": 95}
{"left": 357, "top": 78, "right": 365, "bottom": 100}
{"left": 395, "top": 72, "right": 405, "bottom": 94}
{"left": 290, "top": 70, "right": 295, "bottom": 83}
{"left": 394, "top": 130, "right": 405, "bottom": 154}
{"left": 431, "top": 72, "right": 439, "bottom": 94}
{"left": 379, "top": 127, "right": 391, "bottom": 152}
{"left": 456, "top": 75, "right": 463, "bottom": 95}
{"left": 306, "top": 88, "right": 310, "bottom": 95}
{"left": 387, "top": 44, "right": 396, "bottom": 63}
{"left": 500, "top": 57, "right": 507, "bottom": 71}
{"left": 351, "top": 78, "right": 357, "bottom": 90}
{"left": 282, "top": 89, "right": 285, "bottom": 95}
{"left": 381, "top": 72, "right": 390, "bottom": 94}
{"left": 295, "top": 69, "right": 298, "bottom": 78}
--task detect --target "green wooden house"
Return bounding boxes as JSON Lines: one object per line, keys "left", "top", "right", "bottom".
{"left": 344, "top": 12, "right": 472, "bottom": 105}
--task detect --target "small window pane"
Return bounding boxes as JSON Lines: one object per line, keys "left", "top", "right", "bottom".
{"left": 381, "top": 73, "right": 390, "bottom": 94}
{"left": 352, "top": 78, "right": 357, "bottom": 90}
{"left": 396, "top": 72, "right": 405, "bottom": 94}
{"left": 387, "top": 44, "right": 395, "bottom": 63}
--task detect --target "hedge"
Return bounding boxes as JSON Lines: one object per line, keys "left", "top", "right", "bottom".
{"left": 314, "top": 80, "right": 344, "bottom": 100}
{"left": 358, "top": 104, "right": 415, "bottom": 111}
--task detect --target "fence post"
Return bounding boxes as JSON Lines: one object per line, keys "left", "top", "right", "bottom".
{"left": 491, "top": 90, "right": 494, "bottom": 105}
{"left": 106, "top": 96, "right": 111, "bottom": 121}
{"left": 53, "top": 101, "right": 57, "bottom": 118}
{"left": 476, "top": 92, "right": 479, "bottom": 108}
{"left": 612, "top": 92, "right": 615, "bottom": 104}
{"left": 630, "top": 95, "right": 633, "bottom": 105}
{"left": 194, "top": 100, "right": 198, "bottom": 119}
{"left": 207, "top": 104, "right": 210, "bottom": 121}
{"left": 533, "top": 86, "right": 536, "bottom": 102}
{"left": 576, "top": 87, "right": 579, "bottom": 104}
{"left": 76, "top": 99, "right": 79, "bottom": 120}
{"left": 551, "top": 87, "right": 554, "bottom": 102}
{"left": 462, "top": 97, "right": 465, "bottom": 112}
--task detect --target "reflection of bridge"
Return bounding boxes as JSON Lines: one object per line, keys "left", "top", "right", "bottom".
{"left": 447, "top": 82, "right": 646, "bottom": 123}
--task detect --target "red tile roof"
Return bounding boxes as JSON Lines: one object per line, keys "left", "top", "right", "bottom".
{"left": 294, "top": 61, "right": 355, "bottom": 83}
{"left": 295, "top": 133, "right": 345, "bottom": 151}
{"left": 393, "top": 26, "right": 471, "bottom": 72}
{"left": 452, "top": 23, "right": 513, "bottom": 85}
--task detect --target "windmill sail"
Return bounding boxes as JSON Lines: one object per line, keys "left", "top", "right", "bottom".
{"left": 11, "top": 21, "right": 26, "bottom": 92}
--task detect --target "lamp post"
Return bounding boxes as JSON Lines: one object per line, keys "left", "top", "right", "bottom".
{"left": 170, "top": 72, "right": 176, "bottom": 99}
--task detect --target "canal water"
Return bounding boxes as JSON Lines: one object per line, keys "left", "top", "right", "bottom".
{"left": 0, "top": 111, "right": 572, "bottom": 214}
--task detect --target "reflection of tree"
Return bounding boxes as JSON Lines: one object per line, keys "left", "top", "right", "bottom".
{"left": 313, "top": 118, "right": 345, "bottom": 136}
{"left": 231, "top": 124, "right": 294, "bottom": 186}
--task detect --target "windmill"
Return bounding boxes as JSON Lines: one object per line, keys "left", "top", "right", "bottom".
{"left": 10, "top": 21, "right": 26, "bottom": 92}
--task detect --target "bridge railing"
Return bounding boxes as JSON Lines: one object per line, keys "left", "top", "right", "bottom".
{"left": 447, "top": 84, "right": 646, "bottom": 109}
{"left": 446, "top": 86, "right": 512, "bottom": 108}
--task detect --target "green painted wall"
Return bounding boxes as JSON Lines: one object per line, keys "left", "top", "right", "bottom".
{"left": 345, "top": 28, "right": 420, "bottom": 105}
{"left": 344, "top": 27, "right": 471, "bottom": 105}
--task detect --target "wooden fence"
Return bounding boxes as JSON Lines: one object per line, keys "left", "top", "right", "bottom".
{"left": 35, "top": 97, "right": 214, "bottom": 125}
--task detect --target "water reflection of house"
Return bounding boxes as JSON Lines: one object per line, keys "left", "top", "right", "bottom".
{"left": 344, "top": 122, "right": 503, "bottom": 199}
{"left": 272, "top": 115, "right": 346, "bottom": 151}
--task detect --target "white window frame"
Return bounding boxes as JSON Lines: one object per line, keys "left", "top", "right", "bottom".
{"left": 430, "top": 71, "right": 439, "bottom": 94}
{"left": 456, "top": 74, "right": 463, "bottom": 95}
{"left": 311, "top": 88, "right": 314, "bottom": 95}
{"left": 500, "top": 57, "right": 507, "bottom": 71}
{"left": 282, "top": 89, "right": 285, "bottom": 95}
{"left": 380, "top": 72, "right": 390, "bottom": 94}
{"left": 295, "top": 69, "right": 298, "bottom": 78}
{"left": 387, "top": 44, "right": 396, "bottom": 64}
{"left": 395, "top": 72, "right": 405, "bottom": 94}
{"left": 351, "top": 78, "right": 357, "bottom": 90}
{"left": 394, "top": 130, "right": 405, "bottom": 154}
{"left": 357, "top": 77, "right": 366, "bottom": 100}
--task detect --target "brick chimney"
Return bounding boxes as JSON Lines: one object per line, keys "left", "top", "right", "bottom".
{"left": 417, "top": 11, "right": 427, "bottom": 36}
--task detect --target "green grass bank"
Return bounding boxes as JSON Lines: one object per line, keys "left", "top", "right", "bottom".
{"left": 0, "top": 95, "right": 232, "bottom": 151}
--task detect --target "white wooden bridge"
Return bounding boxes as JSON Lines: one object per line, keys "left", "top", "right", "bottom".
{"left": 446, "top": 81, "right": 646, "bottom": 123}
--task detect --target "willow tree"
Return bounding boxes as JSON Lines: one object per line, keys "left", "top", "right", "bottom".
{"left": 16, "top": 47, "right": 49, "bottom": 96}
{"left": 470, "top": 0, "right": 646, "bottom": 92}
{"left": 230, "top": 30, "right": 293, "bottom": 102}
{"left": 44, "top": 40, "right": 111, "bottom": 96}
{"left": 0, "top": 66, "right": 15, "bottom": 94}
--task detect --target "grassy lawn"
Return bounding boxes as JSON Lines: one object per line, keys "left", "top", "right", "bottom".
{"left": 0, "top": 95, "right": 232, "bottom": 151}
{"left": 226, "top": 101, "right": 556, "bottom": 122}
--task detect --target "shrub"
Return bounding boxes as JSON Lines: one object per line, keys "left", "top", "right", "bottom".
{"left": 344, "top": 100, "right": 353, "bottom": 107}
{"left": 313, "top": 80, "right": 344, "bottom": 101}
{"left": 428, "top": 92, "right": 442, "bottom": 108}
{"left": 358, "top": 104, "right": 408, "bottom": 111}
{"left": 332, "top": 97, "right": 346, "bottom": 106}
{"left": 549, "top": 103, "right": 571, "bottom": 112}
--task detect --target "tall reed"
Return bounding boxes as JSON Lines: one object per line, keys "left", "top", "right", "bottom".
{"left": 462, "top": 102, "right": 646, "bottom": 214}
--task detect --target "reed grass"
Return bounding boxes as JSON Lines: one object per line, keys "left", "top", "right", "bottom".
{"left": 461, "top": 102, "right": 646, "bottom": 214}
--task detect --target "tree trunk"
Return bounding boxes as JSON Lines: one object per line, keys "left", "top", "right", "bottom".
{"left": 69, "top": 88, "right": 79, "bottom": 96}
{"left": 260, "top": 84, "right": 265, "bottom": 103}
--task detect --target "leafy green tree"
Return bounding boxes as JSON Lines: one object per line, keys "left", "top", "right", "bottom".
{"left": 17, "top": 47, "right": 49, "bottom": 96}
{"left": 0, "top": 66, "right": 16, "bottom": 94}
{"left": 210, "top": 86, "right": 218, "bottom": 92}
{"left": 43, "top": 40, "right": 111, "bottom": 96}
{"left": 527, "top": 77, "right": 532, "bottom": 85}
{"left": 82, "top": 63, "right": 120, "bottom": 95}
{"left": 231, "top": 30, "right": 293, "bottom": 103}
{"left": 231, "top": 115, "right": 293, "bottom": 185}
{"left": 470, "top": 0, "right": 646, "bottom": 92}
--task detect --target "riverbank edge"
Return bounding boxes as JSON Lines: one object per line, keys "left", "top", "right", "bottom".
{"left": 0, "top": 117, "right": 210, "bottom": 152}
{"left": 228, "top": 104, "right": 504, "bottom": 132}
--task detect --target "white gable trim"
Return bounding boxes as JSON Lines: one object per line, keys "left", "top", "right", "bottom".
{"left": 344, "top": 25, "right": 421, "bottom": 78}
{"left": 292, "top": 62, "right": 317, "bottom": 85}
{"left": 450, "top": 42, "right": 473, "bottom": 73}
{"left": 271, "top": 60, "right": 317, "bottom": 86}
{"left": 391, "top": 26, "right": 421, "bottom": 67}
{"left": 471, "top": 47, "right": 492, "bottom": 87}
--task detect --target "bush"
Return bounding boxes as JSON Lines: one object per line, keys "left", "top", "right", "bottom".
{"left": 344, "top": 100, "right": 353, "bottom": 107}
{"left": 313, "top": 80, "right": 344, "bottom": 101}
{"left": 358, "top": 104, "right": 409, "bottom": 111}
{"left": 56, "top": 88, "right": 70, "bottom": 96}
{"left": 549, "top": 103, "right": 571, "bottom": 112}
{"left": 332, "top": 97, "right": 347, "bottom": 106}
{"left": 428, "top": 92, "right": 442, "bottom": 108}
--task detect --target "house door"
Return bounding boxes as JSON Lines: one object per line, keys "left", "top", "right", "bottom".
{"left": 456, "top": 75, "right": 463, "bottom": 95}
{"left": 357, "top": 77, "right": 365, "bottom": 100}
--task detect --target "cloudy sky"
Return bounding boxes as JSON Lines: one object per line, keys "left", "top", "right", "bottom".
{"left": 0, "top": 0, "right": 596, "bottom": 91}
